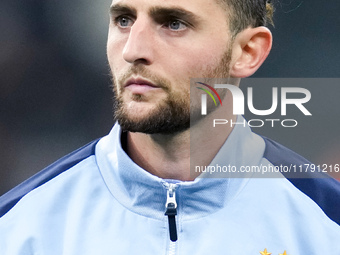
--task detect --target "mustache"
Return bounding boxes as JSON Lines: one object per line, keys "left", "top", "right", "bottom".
{"left": 113, "top": 66, "right": 171, "bottom": 92}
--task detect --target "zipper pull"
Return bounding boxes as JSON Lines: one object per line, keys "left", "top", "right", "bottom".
{"left": 165, "top": 184, "right": 178, "bottom": 242}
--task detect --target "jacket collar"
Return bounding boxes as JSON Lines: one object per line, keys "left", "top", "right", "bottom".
{"left": 95, "top": 116, "right": 265, "bottom": 220}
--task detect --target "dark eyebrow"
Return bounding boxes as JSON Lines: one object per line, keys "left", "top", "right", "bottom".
{"left": 109, "top": 4, "right": 137, "bottom": 17}
{"left": 149, "top": 6, "right": 201, "bottom": 25}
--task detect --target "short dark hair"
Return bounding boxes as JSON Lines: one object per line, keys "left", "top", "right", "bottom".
{"left": 219, "top": 0, "right": 275, "bottom": 36}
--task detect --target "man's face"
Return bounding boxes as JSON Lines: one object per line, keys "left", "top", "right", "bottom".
{"left": 107, "top": 0, "right": 233, "bottom": 134}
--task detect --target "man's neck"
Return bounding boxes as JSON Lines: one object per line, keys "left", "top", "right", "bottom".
{"left": 126, "top": 129, "right": 191, "bottom": 181}
{"left": 125, "top": 95, "right": 236, "bottom": 181}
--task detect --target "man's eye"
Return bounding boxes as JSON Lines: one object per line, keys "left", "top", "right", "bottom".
{"left": 115, "top": 16, "right": 134, "bottom": 28}
{"left": 166, "top": 20, "right": 187, "bottom": 31}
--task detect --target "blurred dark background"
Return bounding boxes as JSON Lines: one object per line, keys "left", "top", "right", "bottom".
{"left": 1, "top": 0, "right": 339, "bottom": 195}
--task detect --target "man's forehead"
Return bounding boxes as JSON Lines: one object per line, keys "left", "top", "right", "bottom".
{"left": 110, "top": 0, "right": 225, "bottom": 16}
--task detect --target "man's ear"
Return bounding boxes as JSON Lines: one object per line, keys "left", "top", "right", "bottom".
{"left": 229, "top": 27, "right": 272, "bottom": 78}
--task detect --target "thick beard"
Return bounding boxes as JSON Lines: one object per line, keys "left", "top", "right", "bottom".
{"left": 112, "top": 46, "right": 232, "bottom": 135}
{"left": 113, "top": 85, "right": 190, "bottom": 134}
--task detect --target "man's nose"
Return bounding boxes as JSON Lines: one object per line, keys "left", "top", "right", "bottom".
{"left": 122, "top": 19, "right": 155, "bottom": 65}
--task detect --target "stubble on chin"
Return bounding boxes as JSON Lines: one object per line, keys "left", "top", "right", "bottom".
{"left": 111, "top": 66, "right": 191, "bottom": 134}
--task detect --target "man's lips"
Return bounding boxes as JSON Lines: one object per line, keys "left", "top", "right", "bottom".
{"left": 124, "top": 78, "right": 160, "bottom": 94}
{"left": 124, "top": 78, "right": 157, "bottom": 88}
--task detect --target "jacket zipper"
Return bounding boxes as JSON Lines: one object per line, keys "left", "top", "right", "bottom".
{"left": 164, "top": 183, "right": 178, "bottom": 242}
